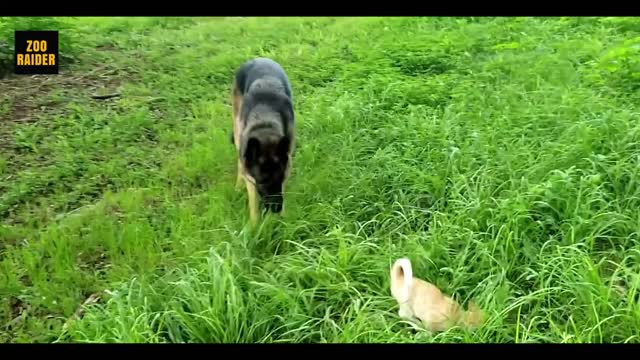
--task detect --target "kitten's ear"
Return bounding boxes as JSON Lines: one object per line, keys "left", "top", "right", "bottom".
{"left": 245, "top": 137, "right": 261, "bottom": 163}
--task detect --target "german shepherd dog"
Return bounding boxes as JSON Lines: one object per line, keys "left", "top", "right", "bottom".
{"left": 231, "top": 57, "right": 295, "bottom": 223}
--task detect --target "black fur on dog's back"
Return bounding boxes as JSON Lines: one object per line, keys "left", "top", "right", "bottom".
{"left": 231, "top": 58, "right": 294, "bottom": 145}
{"left": 235, "top": 57, "right": 293, "bottom": 100}
{"left": 240, "top": 89, "right": 294, "bottom": 139}
{"left": 237, "top": 59, "right": 293, "bottom": 135}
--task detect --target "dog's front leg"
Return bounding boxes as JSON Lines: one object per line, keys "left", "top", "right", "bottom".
{"left": 236, "top": 159, "right": 244, "bottom": 191}
{"left": 245, "top": 179, "right": 259, "bottom": 223}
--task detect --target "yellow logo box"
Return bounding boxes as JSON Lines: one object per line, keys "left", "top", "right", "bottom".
{"left": 14, "top": 30, "right": 59, "bottom": 75}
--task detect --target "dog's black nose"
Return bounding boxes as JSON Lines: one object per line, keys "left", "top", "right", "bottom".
{"left": 264, "top": 195, "right": 283, "bottom": 213}
{"left": 267, "top": 201, "right": 283, "bottom": 213}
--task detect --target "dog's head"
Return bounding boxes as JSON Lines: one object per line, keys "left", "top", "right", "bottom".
{"left": 243, "top": 133, "right": 290, "bottom": 213}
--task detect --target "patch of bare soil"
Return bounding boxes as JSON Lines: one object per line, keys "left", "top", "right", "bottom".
{"left": 4, "top": 295, "right": 29, "bottom": 337}
{"left": 8, "top": 296, "right": 26, "bottom": 320}
{"left": 0, "top": 66, "right": 126, "bottom": 153}
{"left": 0, "top": 64, "right": 134, "bottom": 225}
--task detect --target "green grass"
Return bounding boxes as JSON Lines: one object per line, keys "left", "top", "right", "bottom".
{"left": 2, "top": 16, "right": 640, "bottom": 343}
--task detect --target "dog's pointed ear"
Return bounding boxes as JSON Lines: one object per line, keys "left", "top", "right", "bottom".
{"left": 245, "top": 137, "right": 261, "bottom": 163}
{"left": 277, "top": 136, "right": 290, "bottom": 159}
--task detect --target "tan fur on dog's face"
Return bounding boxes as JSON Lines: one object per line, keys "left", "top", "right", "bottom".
{"left": 243, "top": 133, "right": 290, "bottom": 213}
{"left": 390, "top": 258, "right": 484, "bottom": 332}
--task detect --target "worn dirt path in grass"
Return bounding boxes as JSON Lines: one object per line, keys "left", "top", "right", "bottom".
{"left": 2, "top": 17, "right": 640, "bottom": 343}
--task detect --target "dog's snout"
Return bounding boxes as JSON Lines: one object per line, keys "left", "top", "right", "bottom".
{"left": 268, "top": 202, "right": 283, "bottom": 213}
{"left": 264, "top": 195, "right": 283, "bottom": 213}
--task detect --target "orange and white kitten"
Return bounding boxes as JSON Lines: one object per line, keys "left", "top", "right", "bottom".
{"left": 390, "top": 257, "right": 484, "bottom": 332}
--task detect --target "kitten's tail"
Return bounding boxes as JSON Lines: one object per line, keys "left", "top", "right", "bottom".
{"left": 460, "top": 301, "right": 485, "bottom": 330}
{"left": 390, "top": 258, "right": 413, "bottom": 304}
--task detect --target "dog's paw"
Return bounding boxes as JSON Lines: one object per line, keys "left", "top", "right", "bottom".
{"left": 398, "top": 306, "right": 414, "bottom": 320}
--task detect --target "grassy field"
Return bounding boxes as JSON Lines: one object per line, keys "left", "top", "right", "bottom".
{"left": 2, "top": 16, "right": 640, "bottom": 343}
